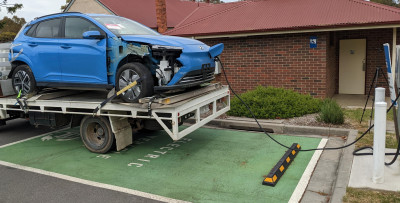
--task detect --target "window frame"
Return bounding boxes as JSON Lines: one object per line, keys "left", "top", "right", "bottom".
{"left": 62, "top": 16, "right": 106, "bottom": 39}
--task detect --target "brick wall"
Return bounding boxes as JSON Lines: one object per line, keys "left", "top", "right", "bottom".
{"left": 201, "top": 33, "right": 329, "bottom": 98}
{"left": 200, "top": 28, "right": 396, "bottom": 98}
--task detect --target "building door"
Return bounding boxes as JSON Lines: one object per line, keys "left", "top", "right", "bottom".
{"left": 339, "top": 39, "right": 366, "bottom": 94}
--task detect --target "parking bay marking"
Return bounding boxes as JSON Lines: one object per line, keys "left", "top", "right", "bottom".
{"left": 0, "top": 130, "right": 189, "bottom": 203}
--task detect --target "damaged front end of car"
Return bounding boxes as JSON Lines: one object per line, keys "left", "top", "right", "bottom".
{"left": 107, "top": 35, "right": 224, "bottom": 93}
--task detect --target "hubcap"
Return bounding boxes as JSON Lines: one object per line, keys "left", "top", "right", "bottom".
{"left": 13, "top": 70, "right": 31, "bottom": 95}
{"left": 86, "top": 122, "right": 107, "bottom": 147}
{"left": 119, "top": 69, "right": 142, "bottom": 101}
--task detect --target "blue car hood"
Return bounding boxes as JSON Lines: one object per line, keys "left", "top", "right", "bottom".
{"left": 120, "top": 35, "right": 205, "bottom": 47}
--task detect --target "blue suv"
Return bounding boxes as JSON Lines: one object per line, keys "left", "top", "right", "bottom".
{"left": 9, "top": 12, "right": 223, "bottom": 102}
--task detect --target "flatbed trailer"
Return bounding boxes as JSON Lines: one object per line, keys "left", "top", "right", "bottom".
{"left": 0, "top": 83, "right": 230, "bottom": 153}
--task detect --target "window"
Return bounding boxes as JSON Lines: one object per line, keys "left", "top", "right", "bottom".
{"left": 25, "top": 24, "right": 37, "bottom": 37}
{"left": 93, "top": 16, "right": 159, "bottom": 36}
{"left": 35, "top": 18, "right": 61, "bottom": 38}
{"left": 65, "top": 17, "right": 101, "bottom": 39}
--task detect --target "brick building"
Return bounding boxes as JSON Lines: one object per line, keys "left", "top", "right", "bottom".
{"left": 66, "top": 0, "right": 400, "bottom": 98}
{"left": 165, "top": 0, "right": 400, "bottom": 98}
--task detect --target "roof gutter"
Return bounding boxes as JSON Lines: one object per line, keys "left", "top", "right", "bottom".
{"left": 188, "top": 23, "right": 400, "bottom": 39}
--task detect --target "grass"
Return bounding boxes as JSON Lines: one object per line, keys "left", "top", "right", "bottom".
{"left": 355, "top": 132, "right": 398, "bottom": 148}
{"left": 343, "top": 108, "right": 398, "bottom": 148}
{"left": 343, "top": 188, "right": 400, "bottom": 203}
{"left": 343, "top": 108, "right": 394, "bottom": 125}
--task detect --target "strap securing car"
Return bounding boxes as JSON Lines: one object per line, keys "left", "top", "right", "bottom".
{"left": 15, "top": 90, "right": 30, "bottom": 114}
{"left": 93, "top": 79, "right": 142, "bottom": 116}
{"left": 147, "top": 95, "right": 159, "bottom": 117}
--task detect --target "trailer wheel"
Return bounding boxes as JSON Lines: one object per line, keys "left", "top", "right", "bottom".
{"left": 11, "top": 65, "right": 37, "bottom": 96}
{"left": 116, "top": 62, "right": 154, "bottom": 103}
{"left": 80, "top": 116, "right": 114, "bottom": 154}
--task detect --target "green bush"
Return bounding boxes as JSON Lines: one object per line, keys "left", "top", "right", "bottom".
{"left": 317, "top": 99, "right": 344, "bottom": 124}
{"left": 0, "top": 32, "right": 16, "bottom": 43}
{"left": 228, "top": 86, "right": 322, "bottom": 119}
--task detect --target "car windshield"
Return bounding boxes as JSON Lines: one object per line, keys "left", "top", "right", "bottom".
{"left": 93, "top": 16, "right": 160, "bottom": 36}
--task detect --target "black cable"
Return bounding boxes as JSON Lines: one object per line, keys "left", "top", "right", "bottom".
{"left": 351, "top": 67, "right": 400, "bottom": 165}
{"left": 353, "top": 132, "right": 400, "bottom": 166}
{"left": 217, "top": 56, "right": 400, "bottom": 153}
{"left": 386, "top": 138, "right": 400, "bottom": 165}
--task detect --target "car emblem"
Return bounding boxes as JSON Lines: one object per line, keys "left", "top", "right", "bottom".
{"left": 199, "top": 46, "right": 204, "bottom": 50}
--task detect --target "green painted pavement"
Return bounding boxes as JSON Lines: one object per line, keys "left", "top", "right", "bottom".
{"left": 0, "top": 127, "right": 321, "bottom": 202}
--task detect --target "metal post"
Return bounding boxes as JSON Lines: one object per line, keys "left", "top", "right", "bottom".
{"left": 373, "top": 87, "right": 387, "bottom": 184}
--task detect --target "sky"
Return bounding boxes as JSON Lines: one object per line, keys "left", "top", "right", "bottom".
{"left": 0, "top": 0, "right": 66, "bottom": 21}
{"left": 0, "top": 0, "right": 240, "bottom": 22}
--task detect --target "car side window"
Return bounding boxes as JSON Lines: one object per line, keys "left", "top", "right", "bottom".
{"left": 65, "top": 17, "right": 101, "bottom": 39}
{"left": 35, "top": 18, "right": 61, "bottom": 38}
{"left": 25, "top": 24, "right": 37, "bottom": 37}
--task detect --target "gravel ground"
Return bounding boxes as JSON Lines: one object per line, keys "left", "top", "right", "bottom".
{"left": 283, "top": 113, "right": 354, "bottom": 129}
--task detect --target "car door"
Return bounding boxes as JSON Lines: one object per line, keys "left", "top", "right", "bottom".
{"left": 25, "top": 18, "right": 62, "bottom": 82}
{"left": 59, "top": 17, "right": 107, "bottom": 84}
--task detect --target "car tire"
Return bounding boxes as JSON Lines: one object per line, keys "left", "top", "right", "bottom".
{"left": 80, "top": 116, "right": 115, "bottom": 154}
{"left": 11, "top": 65, "right": 38, "bottom": 96}
{"left": 115, "top": 62, "right": 154, "bottom": 103}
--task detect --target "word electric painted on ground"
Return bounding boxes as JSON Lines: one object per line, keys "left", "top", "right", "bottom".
{"left": 128, "top": 137, "right": 192, "bottom": 168}
{"left": 263, "top": 143, "right": 301, "bottom": 186}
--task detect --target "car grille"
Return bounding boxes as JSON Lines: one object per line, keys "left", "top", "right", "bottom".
{"left": 178, "top": 67, "right": 215, "bottom": 84}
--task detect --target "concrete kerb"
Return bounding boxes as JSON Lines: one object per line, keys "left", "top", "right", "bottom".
{"left": 200, "top": 118, "right": 351, "bottom": 137}
{"left": 330, "top": 130, "right": 357, "bottom": 203}
{"left": 192, "top": 118, "right": 357, "bottom": 202}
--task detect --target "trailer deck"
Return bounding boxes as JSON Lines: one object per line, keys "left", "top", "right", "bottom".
{"left": 0, "top": 83, "right": 230, "bottom": 152}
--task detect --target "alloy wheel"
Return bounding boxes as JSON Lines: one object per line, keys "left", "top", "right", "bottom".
{"left": 118, "top": 69, "right": 142, "bottom": 101}
{"left": 13, "top": 70, "right": 31, "bottom": 95}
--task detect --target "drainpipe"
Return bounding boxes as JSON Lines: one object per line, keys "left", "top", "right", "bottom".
{"left": 155, "top": 0, "right": 168, "bottom": 33}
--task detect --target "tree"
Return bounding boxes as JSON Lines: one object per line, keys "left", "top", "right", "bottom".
{"left": 61, "top": 0, "right": 72, "bottom": 11}
{"left": 0, "top": 16, "right": 26, "bottom": 42}
{"left": 0, "top": 0, "right": 23, "bottom": 15}
{"left": 371, "top": 0, "right": 399, "bottom": 7}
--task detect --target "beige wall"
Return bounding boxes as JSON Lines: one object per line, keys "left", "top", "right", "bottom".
{"left": 67, "top": 0, "right": 112, "bottom": 14}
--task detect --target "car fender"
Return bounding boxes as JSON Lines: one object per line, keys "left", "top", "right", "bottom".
{"left": 8, "top": 55, "right": 34, "bottom": 79}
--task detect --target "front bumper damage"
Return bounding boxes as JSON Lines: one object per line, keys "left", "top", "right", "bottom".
{"left": 154, "top": 67, "right": 215, "bottom": 91}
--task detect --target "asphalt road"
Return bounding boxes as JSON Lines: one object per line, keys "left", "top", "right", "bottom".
{"left": 0, "top": 119, "right": 159, "bottom": 203}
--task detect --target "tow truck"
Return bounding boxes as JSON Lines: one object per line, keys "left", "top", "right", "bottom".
{"left": 0, "top": 83, "right": 230, "bottom": 153}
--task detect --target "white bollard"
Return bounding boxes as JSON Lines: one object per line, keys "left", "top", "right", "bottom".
{"left": 373, "top": 87, "right": 387, "bottom": 184}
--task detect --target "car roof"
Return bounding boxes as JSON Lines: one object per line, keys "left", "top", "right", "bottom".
{"left": 29, "top": 12, "right": 116, "bottom": 25}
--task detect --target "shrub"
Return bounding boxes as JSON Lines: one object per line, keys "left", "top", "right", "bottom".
{"left": 318, "top": 99, "right": 344, "bottom": 124}
{"left": 228, "top": 86, "right": 322, "bottom": 119}
{"left": 0, "top": 32, "right": 16, "bottom": 43}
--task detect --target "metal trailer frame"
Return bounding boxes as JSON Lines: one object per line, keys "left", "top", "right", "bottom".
{"left": 0, "top": 85, "right": 230, "bottom": 151}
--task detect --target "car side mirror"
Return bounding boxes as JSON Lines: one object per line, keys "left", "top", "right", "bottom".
{"left": 83, "top": 31, "right": 105, "bottom": 39}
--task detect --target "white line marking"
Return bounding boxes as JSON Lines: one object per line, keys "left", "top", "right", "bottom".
{"left": 288, "top": 138, "right": 328, "bottom": 203}
{"left": 0, "top": 127, "right": 68, "bottom": 149}
{"left": 0, "top": 160, "right": 189, "bottom": 203}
